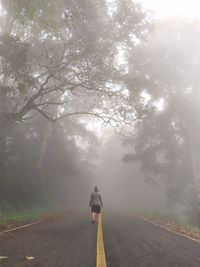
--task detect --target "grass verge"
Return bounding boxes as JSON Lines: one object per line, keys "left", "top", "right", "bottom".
{"left": 0, "top": 206, "right": 67, "bottom": 231}
{"left": 0, "top": 208, "right": 49, "bottom": 224}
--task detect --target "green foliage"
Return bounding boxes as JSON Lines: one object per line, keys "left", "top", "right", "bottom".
{"left": 0, "top": 0, "right": 153, "bottom": 127}
{"left": 0, "top": 33, "right": 29, "bottom": 72}
{"left": 123, "top": 19, "right": 200, "bottom": 223}
{"left": 0, "top": 206, "right": 51, "bottom": 225}
{"left": 2, "top": 0, "right": 62, "bottom": 30}
{"left": 0, "top": 116, "right": 97, "bottom": 207}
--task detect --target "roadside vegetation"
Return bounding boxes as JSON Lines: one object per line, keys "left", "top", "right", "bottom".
{"left": 0, "top": 207, "right": 48, "bottom": 225}
{"left": 0, "top": 0, "right": 152, "bottom": 216}
{"left": 1, "top": 0, "right": 200, "bottom": 227}
{"left": 0, "top": 204, "right": 60, "bottom": 228}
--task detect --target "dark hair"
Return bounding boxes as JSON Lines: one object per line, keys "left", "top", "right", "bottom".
{"left": 94, "top": 186, "right": 98, "bottom": 192}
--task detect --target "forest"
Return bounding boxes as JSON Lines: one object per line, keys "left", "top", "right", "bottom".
{"left": 1, "top": 0, "right": 200, "bottom": 225}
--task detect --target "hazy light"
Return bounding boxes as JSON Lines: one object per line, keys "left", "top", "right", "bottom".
{"left": 155, "top": 98, "right": 164, "bottom": 111}
{"left": 141, "top": 91, "right": 151, "bottom": 105}
{"left": 139, "top": 0, "right": 200, "bottom": 19}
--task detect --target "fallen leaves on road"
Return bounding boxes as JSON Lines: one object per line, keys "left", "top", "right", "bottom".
{"left": 0, "top": 256, "right": 8, "bottom": 260}
{"left": 26, "top": 256, "right": 35, "bottom": 260}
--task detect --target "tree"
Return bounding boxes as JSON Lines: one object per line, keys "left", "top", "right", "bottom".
{"left": 0, "top": 0, "right": 153, "bottom": 129}
{"left": 123, "top": 18, "right": 200, "bottom": 223}
{"left": 0, "top": 0, "right": 155, "bottom": 209}
{"left": 0, "top": 115, "right": 98, "bottom": 207}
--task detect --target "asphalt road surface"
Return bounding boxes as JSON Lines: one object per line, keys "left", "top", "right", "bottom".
{"left": 1, "top": 210, "right": 200, "bottom": 267}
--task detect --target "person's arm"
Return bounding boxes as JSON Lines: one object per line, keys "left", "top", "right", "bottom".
{"left": 89, "top": 194, "right": 92, "bottom": 207}
{"left": 100, "top": 194, "right": 103, "bottom": 208}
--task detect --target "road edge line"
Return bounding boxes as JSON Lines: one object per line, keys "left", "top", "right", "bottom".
{"left": 96, "top": 213, "right": 107, "bottom": 267}
{"left": 137, "top": 214, "right": 200, "bottom": 244}
{"left": 0, "top": 221, "right": 43, "bottom": 235}
{"left": 0, "top": 210, "right": 72, "bottom": 236}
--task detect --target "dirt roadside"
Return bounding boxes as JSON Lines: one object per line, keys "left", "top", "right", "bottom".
{"left": 135, "top": 212, "right": 200, "bottom": 242}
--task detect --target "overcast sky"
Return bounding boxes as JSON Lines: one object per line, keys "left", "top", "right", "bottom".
{"left": 139, "top": 0, "right": 200, "bottom": 19}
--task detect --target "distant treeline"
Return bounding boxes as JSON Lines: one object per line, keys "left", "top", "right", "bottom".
{"left": 0, "top": 118, "right": 95, "bottom": 208}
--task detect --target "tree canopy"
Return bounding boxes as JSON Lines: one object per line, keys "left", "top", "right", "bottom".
{"left": 0, "top": 0, "right": 154, "bottom": 208}
{"left": 123, "top": 19, "right": 200, "bottom": 222}
{"left": 0, "top": 0, "right": 153, "bottom": 128}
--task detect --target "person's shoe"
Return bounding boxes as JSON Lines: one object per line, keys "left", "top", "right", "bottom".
{"left": 92, "top": 220, "right": 94, "bottom": 224}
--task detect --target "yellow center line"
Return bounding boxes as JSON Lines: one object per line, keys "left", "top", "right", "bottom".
{"left": 96, "top": 214, "right": 107, "bottom": 267}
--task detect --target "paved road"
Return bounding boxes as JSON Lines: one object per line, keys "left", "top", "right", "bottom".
{"left": 104, "top": 211, "right": 200, "bottom": 267}
{"left": 1, "top": 210, "right": 200, "bottom": 266}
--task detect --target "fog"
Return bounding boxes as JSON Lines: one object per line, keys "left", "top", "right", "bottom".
{"left": 90, "top": 135, "right": 166, "bottom": 213}
{"left": 1, "top": 0, "right": 200, "bottom": 225}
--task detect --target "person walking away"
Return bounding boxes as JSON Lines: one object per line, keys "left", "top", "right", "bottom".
{"left": 89, "top": 186, "right": 103, "bottom": 223}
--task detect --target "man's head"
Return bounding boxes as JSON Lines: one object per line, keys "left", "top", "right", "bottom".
{"left": 94, "top": 186, "right": 98, "bottom": 192}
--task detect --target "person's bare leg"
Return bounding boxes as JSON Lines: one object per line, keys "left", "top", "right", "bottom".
{"left": 96, "top": 213, "right": 100, "bottom": 223}
{"left": 92, "top": 212, "right": 95, "bottom": 223}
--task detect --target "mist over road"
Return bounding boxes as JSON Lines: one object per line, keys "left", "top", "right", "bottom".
{"left": 1, "top": 210, "right": 200, "bottom": 267}
{"left": 104, "top": 211, "right": 200, "bottom": 267}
